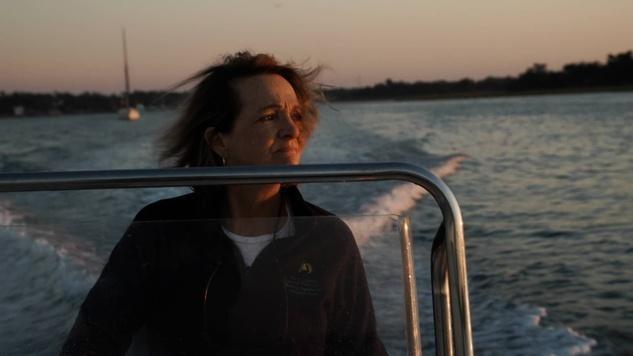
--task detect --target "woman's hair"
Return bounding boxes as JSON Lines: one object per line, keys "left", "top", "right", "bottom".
{"left": 159, "top": 51, "right": 323, "bottom": 168}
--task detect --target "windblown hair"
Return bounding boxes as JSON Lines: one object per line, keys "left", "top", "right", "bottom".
{"left": 159, "top": 51, "right": 322, "bottom": 168}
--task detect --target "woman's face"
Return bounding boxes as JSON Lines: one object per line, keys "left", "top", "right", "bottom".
{"left": 214, "top": 74, "right": 310, "bottom": 166}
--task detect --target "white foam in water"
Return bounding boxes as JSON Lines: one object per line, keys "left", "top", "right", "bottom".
{"left": 0, "top": 199, "right": 102, "bottom": 275}
{"left": 345, "top": 155, "right": 466, "bottom": 246}
{"left": 470, "top": 302, "right": 597, "bottom": 355}
{"left": 0, "top": 200, "right": 25, "bottom": 226}
{"left": 567, "top": 328, "right": 598, "bottom": 355}
{"left": 0, "top": 206, "right": 99, "bottom": 354}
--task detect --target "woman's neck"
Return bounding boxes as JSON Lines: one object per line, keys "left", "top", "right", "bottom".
{"left": 223, "top": 183, "right": 286, "bottom": 236}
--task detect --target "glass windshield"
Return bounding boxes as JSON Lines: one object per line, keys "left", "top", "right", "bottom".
{"left": 0, "top": 214, "right": 423, "bottom": 355}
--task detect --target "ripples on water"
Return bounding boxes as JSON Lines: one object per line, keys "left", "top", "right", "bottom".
{"left": 0, "top": 92, "right": 631, "bottom": 355}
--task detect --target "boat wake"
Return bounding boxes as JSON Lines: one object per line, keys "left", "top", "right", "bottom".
{"left": 469, "top": 301, "right": 596, "bottom": 355}
{"left": 339, "top": 156, "right": 597, "bottom": 355}
{"left": 0, "top": 200, "right": 99, "bottom": 355}
{"left": 344, "top": 154, "right": 466, "bottom": 246}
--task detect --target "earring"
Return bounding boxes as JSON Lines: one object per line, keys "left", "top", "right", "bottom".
{"left": 220, "top": 156, "right": 226, "bottom": 166}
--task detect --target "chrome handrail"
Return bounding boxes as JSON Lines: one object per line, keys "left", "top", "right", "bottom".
{"left": 0, "top": 162, "right": 473, "bottom": 356}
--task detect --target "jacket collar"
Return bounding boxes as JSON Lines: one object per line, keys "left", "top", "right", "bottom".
{"left": 194, "top": 185, "right": 318, "bottom": 219}
{"left": 195, "top": 185, "right": 325, "bottom": 262}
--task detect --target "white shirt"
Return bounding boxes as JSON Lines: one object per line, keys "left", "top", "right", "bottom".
{"left": 222, "top": 207, "right": 294, "bottom": 267}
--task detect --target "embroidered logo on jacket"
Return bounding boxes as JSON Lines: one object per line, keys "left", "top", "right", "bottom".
{"left": 298, "top": 262, "right": 313, "bottom": 274}
{"left": 286, "top": 275, "right": 320, "bottom": 296}
{"left": 286, "top": 261, "right": 320, "bottom": 296}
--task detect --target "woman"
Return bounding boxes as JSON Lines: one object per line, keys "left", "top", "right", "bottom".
{"left": 62, "top": 52, "right": 386, "bottom": 355}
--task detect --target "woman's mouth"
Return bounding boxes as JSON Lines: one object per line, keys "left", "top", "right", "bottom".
{"left": 275, "top": 146, "right": 297, "bottom": 153}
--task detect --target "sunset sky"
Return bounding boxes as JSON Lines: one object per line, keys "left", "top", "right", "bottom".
{"left": 2, "top": 0, "right": 632, "bottom": 93}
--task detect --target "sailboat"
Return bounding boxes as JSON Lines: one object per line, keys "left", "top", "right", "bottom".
{"left": 118, "top": 28, "right": 141, "bottom": 121}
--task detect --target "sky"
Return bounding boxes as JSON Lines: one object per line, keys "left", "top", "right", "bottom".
{"left": 1, "top": 0, "right": 632, "bottom": 93}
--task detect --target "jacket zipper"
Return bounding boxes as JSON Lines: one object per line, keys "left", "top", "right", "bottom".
{"left": 202, "top": 261, "right": 222, "bottom": 346}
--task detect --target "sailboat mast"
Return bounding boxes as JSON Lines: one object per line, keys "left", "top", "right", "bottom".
{"left": 122, "top": 28, "right": 131, "bottom": 109}
{"left": 117, "top": 28, "right": 141, "bottom": 120}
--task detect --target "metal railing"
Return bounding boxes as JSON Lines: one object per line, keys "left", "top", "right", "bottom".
{"left": 0, "top": 162, "right": 473, "bottom": 356}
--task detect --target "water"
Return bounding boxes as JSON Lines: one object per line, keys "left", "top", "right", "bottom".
{"left": 1, "top": 92, "right": 632, "bottom": 355}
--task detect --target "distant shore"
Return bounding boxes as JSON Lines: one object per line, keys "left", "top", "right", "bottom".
{"left": 325, "top": 85, "right": 633, "bottom": 103}
{"left": 2, "top": 50, "right": 631, "bottom": 118}
{"left": 1, "top": 86, "right": 632, "bottom": 119}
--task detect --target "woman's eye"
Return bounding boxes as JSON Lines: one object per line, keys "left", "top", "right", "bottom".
{"left": 259, "top": 113, "right": 276, "bottom": 121}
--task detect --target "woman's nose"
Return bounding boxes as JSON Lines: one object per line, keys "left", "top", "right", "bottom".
{"left": 278, "top": 112, "right": 300, "bottom": 138}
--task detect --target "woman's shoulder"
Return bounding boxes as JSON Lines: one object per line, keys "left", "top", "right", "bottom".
{"left": 296, "top": 201, "right": 357, "bottom": 249}
{"left": 300, "top": 200, "right": 335, "bottom": 217}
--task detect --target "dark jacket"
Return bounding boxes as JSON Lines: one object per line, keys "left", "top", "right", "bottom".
{"left": 62, "top": 187, "right": 386, "bottom": 355}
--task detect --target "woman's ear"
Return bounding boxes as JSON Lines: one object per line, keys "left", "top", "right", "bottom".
{"left": 204, "top": 127, "right": 227, "bottom": 159}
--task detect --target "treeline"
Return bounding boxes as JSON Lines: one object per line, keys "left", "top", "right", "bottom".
{"left": 2, "top": 50, "right": 632, "bottom": 117}
{"left": 0, "top": 91, "right": 186, "bottom": 118}
{"left": 327, "top": 50, "right": 633, "bottom": 101}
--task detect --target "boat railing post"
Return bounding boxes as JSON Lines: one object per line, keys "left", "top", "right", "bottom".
{"left": 432, "top": 231, "right": 453, "bottom": 356}
{"left": 425, "top": 173, "right": 473, "bottom": 356}
{"left": 401, "top": 216, "right": 423, "bottom": 356}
